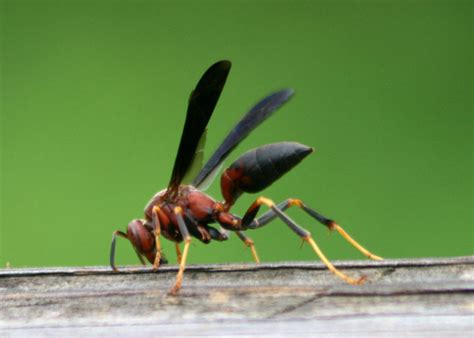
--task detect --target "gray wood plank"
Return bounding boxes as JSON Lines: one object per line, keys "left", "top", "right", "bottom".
{"left": 1, "top": 256, "right": 473, "bottom": 337}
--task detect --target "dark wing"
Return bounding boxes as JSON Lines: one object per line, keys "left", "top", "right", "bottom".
{"left": 192, "top": 89, "right": 294, "bottom": 189}
{"left": 166, "top": 60, "right": 231, "bottom": 198}
{"left": 181, "top": 128, "right": 207, "bottom": 185}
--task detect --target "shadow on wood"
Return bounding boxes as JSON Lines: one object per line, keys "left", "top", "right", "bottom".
{"left": 1, "top": 256, "right": 473, "bottom": 336}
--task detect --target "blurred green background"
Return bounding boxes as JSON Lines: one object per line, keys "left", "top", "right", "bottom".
{"left": 1, "top": 0, "right": 472, "bottom": 268}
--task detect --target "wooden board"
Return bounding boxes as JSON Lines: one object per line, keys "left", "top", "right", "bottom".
{"left": 1, "top": 256, "right": 473, "bottom": 337}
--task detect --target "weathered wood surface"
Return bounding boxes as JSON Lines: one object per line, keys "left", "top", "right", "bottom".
{"left": 1, "top": 256, "right": 473, "bottom": 337}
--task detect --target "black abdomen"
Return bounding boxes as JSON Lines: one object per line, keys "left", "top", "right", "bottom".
{"left": 221, "top": 142, "right": 313, "bottom": 206}
{"left": 233, "top": 142, "right": 313, "bottom": 193}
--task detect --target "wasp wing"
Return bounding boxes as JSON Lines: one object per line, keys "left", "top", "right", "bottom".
{"left": 166, "top": 60, "right": 231, "bottom": 197}
{"left": 181, "top": 129, "right": 207, "bottom": 185}
{"left": 196, "top": 162, "right": 224, "bottom": 192}
{"left": 192, "top": 89, "right": 294, "bottom": 189}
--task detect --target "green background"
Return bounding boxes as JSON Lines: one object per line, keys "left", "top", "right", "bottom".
{"left": 1, "top": 0, "right": 472, "bottom": 268}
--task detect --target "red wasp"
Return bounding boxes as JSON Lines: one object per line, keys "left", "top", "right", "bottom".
{"left": 110, "top": 61, "right": 382, "bottom": 294}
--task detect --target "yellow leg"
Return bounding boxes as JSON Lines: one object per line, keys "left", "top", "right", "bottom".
{"left": 170, "top": 238, "right": 191, "bottom": 295}
{"left": 152, "top": 206, "right": 163, "bottom": 270}
{"left": 252, "top": 196, "right": 365, "bottom": 285}
{"left": 236, "top": 231, "right": 261, "bottom": 263}
{"left": 304, "top": 237, "right": 365, "bottom": 285}
{"left": 244, "top": 238, "right": 260, "bottom": 263}
{"left": 170, "top": 206, "right": 192, "bottom": 295}
{"left": 153, "top": 233, "right": 162, "bottom": 270}
{"left": 175, "top": 243, "right": 182, "bottom": 264}
{"left": 254, "top": 197, "right": 382, "bottom": 261}
{"left": 330, "top": 223, "right": 382, "bottom": 260}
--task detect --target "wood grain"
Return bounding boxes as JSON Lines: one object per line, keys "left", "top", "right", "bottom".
{"left": 1, "top": 256, "right": 473, "bottom": 337}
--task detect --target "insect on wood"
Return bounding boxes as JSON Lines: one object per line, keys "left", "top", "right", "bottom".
{"left": 110, "top": 61, "right": 382, "bottom": 294}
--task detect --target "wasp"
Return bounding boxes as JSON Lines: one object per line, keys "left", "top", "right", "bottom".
{"left": 110, "top": 61, "right": 382, "bottom": 294}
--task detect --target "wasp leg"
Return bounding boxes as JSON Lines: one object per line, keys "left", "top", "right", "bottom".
{"left": 235, "top": 231, "right": 260, "bottom": 263}
{"left": 216, "top": 214, "right": 259, "bottom": 263}
{"left": 208, "top": 225, "right": 230, "bottom": 242}
{"left": 110, "top": 230, "right": 127, "bottom": 271}
{"left": 170, "top": 206, "right": 192, "bottom": 295}
{"left": 245, "top": 198, "right": 382, "bottom": 261}
{"left": 110, "top": 230, "right": 146, "bottom": 271}
{"left": 185, "top": 214, "right": 226, "bottom": 244}
{"left": 175, "top": 243, "right": 182, "bottom": 265}
{"left": 151, "top": 206, "right": 164, "bottom": 270}
{"left": 298, "top": 200, "right": 382, "bottom": 260}
{"left": 241, "top": 197, "right": 366, "bottom": 285}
